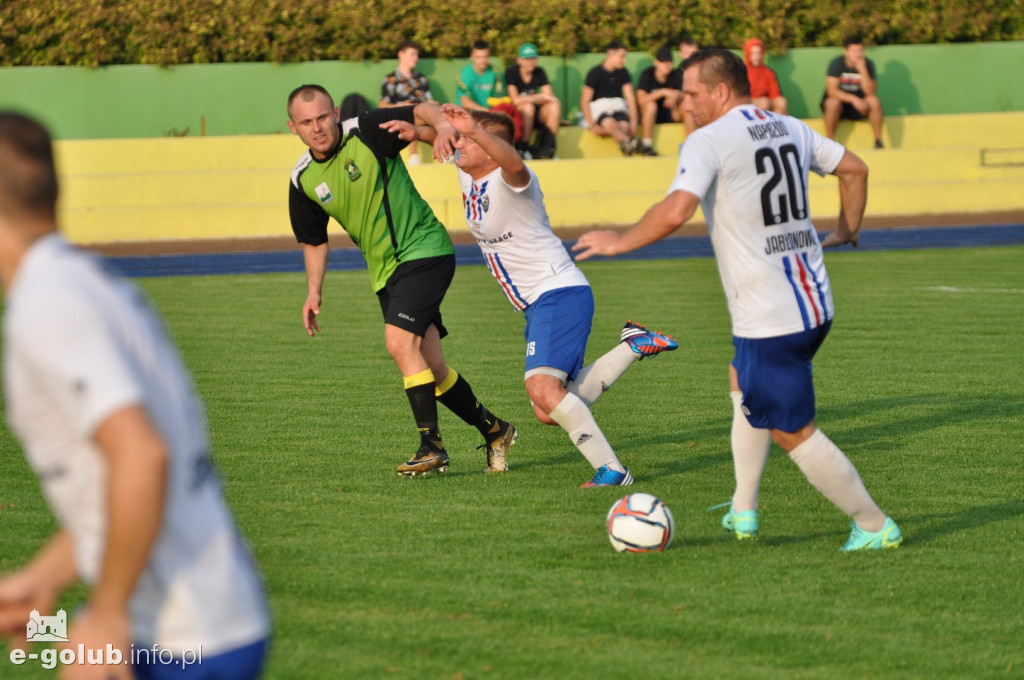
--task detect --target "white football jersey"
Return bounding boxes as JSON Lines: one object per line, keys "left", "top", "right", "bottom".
{"left": 3, "top": 234, "right": 269, "bottom": 655}
{"left": 457, "top": 165, "right": 589, "bottom": 309}
{"left": 669, "top": 105, "right": 846, "bottom": 338}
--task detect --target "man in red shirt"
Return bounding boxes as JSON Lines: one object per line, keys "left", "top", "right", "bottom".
{"left": 743, "top": 38, "right": 787, "bottom": 115}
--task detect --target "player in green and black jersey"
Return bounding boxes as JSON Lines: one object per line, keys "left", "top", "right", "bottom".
{"left": 287, "top": 84, "right": 517, "bottom": 476}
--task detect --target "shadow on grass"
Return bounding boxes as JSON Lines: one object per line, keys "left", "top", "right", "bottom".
{"left": 900, "top": 499, "right": 1024, "bottom": 545}
{"left": 638, "top": 450, "right": 732, "bottom": 482}
{"left": 818, "top": 393, "right": 1024, "bottom": 448}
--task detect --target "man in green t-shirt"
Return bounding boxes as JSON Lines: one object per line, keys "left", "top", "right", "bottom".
{"left": 455, "top": 40, "right": 506, "bottom": 110}
{"left": 287, "top": 84, "right": 517, "bottom": 477}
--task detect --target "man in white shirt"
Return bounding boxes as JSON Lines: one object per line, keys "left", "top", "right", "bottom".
{"left": 574, "top": 49, "right": 902, "bottom": 551}
{"left": 382, "top": 104, "right": 678, "bottom": 487}
{"left": 0, "top": 112, "right": 270, "bottom": 678}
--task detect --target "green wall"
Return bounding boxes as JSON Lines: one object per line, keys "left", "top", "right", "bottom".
{"left": 1, "top": 41, "right": 1020, "bottom": 140}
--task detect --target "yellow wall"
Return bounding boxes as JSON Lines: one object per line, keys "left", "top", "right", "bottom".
{"left": 54, "top": 112, "right": 1024, "bottom": 245}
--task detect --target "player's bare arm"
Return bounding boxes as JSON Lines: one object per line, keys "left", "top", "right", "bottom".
{"left": 0, "top": 531, "right": 75, "bottom": 648}
{"left": 573, "top": 189, "right": 699, "bottom": 261}
{"left": 378, "top": 118, "right": 436, "bottom": 145}
{"left": 303, "top": 242, "right": 328, "bottom": 335}
{"left": 65, "top": 405, "right": 167, "bottom": 680}
{"left": 412, "top": 101, "right": 457, "bottom": 162}
{"left": 822, "top": 150, "right": 868, "bottom": 248}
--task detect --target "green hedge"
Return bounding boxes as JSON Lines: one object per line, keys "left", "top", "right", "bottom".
{"left": 2, "top": 0, "right": 1023, "bottom": 67}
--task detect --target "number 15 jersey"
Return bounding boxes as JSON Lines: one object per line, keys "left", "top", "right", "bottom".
{"left": 669, "top": 105, "right": 846, "bottom": 339}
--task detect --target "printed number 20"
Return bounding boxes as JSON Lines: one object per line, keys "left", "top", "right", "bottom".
{"left": 755, "top": 143, "right": 807, "bottom": 227}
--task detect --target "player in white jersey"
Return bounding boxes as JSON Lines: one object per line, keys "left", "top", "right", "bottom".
{"left": 0, "top": 112, "right": 270, "bottom": 678}
{"left": 574, "top": 49, "right": 902, "bottom": 550}
{"left": 384, "top": 104, "right": 678, "bottom": 487}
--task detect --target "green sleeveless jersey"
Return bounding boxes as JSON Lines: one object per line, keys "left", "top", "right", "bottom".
{"left": 289, "top": 107, "right": 454, "bottom": 292}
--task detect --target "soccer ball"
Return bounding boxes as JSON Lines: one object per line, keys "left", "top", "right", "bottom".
{"left": 606, "top": 493, "right": 675, "bottom": 553}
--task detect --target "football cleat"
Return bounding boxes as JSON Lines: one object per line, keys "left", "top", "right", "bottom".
{"left": 480, "top": 420, "right": 518, "bottom": 473}
{"left": 708, "top": 501, "right": 759, "bottom": 540}
{"left": 581, "top": 465, "right": 634, "bottom": 488}
{"left": 841, "top": 516, "right": 903, "bottom": 551}
{"left": 397, "top": 446, "right": 450, "bottom": 477}
{"left": 621, "top": 321, "right": 679, "bottom": 359}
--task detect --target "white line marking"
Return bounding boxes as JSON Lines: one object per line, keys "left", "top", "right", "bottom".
{"left": 917, "top": 286, "right": 1024, "bottom": 294}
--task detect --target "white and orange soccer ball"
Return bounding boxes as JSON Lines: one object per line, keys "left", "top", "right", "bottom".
{"left": 607, "top": 493, "right": 675, "bottom": 553}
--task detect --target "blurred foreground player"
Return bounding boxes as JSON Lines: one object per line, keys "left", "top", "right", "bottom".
{"left": 0, "top": 111, "right": 270, "bottom": 678}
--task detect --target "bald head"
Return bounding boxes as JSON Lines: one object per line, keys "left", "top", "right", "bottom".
{"left": 287, "top": 84, "right": 334, "bottom": 119}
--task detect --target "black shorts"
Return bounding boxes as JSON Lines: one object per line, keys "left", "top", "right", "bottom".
{"left": 597, "top": 110, "right": 630, "bottom": 124}
{"left": 820, "top": 95, "right": 868, "bottom": 121}
{"left": 376, "top": 254, "right": 454, "bottom": 338}
{"left": 654, "top": 106, "right": 676, "bottom": 124}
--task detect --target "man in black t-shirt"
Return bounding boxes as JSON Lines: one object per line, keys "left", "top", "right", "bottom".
{"left": 505, "top": 42, "right": 561, "bottom": 159}
{"left": 635, "top": 47, "right": 683, "bottom": 156}
{"left": 580, "top": 41, "right": 639, "bottom": 156}
{"left": 820, "top": 36, "right": 885, "bottom": 148}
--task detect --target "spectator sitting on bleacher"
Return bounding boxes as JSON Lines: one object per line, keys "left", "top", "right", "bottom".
{"left": 744, "top": 38, "right": 787, "bottom": 115}
{"left": 379, "top": 39, "right": 434, "bottom": 165}
{"left": 505, "top": 42, "right": 560, "bottom": 159}
{"left": 635, "top": 46, "right": 683, "bottom": 156}
{"left": 580, "top": 41, "right": 640, "bottom": 156}
{"left": 821, "top": 36, "right": 885, "bottom": 148}
{"left": 456, "top": 40, "right": 523, "bottom": 145}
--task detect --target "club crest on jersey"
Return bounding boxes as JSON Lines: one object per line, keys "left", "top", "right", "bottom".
{"left": 314, "top": 182, "right": 334, "bottom": 205}
{"left": 344, "top": 158, "right": 362, "bottom": 182}
{"left": 464, "top": 180, "right": 490, "bottom": 220}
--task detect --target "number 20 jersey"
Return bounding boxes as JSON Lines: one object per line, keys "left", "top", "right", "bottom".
{"left": 669, "top": 105, "right": 846, "bottom": 339}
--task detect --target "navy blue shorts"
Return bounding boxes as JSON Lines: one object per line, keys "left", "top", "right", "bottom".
{"left": 732, "top": 321, "right": 831, "bottom": 432}
{"left": 523, "top": 286, "right": 594, "bottom": 381}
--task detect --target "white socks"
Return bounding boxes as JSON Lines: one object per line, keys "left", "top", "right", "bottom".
{"left": 729, "top": 391, "right": 773, "bottom": 512}
{"left": 548, "top": 392, "right": 624, "bottom": 472}
{"left": 787, "top": 428, "right": 886, "bottom": 531}
{"left": 567, "top": 343, "right": 637, "bottom": 406}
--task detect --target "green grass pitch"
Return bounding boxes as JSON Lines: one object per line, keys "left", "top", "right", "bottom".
{"left": 2, "top": 246, "right": 1023, "bottom": 679}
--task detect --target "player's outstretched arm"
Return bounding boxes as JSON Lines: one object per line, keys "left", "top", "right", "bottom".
{"left": 823, "top": 150, "right": 868, "bottom": 248}
{"left": 573, "top": 189, "right": 699, "bottom": 261}
{"left": 378, "top": 116, "right": 437, "bottom": 146}
{"left": 412, "top": 101, "right": 457, "bottom": 162}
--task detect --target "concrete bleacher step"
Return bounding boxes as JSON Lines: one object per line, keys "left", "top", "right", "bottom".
{"left": 554, "top": 111, "right": 1024, "bottom": 158}
{"left": 53, "top": 112, "right": 1024, "bottom": 245}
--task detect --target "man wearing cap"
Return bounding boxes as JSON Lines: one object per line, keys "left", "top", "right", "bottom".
{"left": 505, "top": 42, "right": 561, "bottom": 159}
{"left": 635, "top": 46, "right": 684, "bottom": 156}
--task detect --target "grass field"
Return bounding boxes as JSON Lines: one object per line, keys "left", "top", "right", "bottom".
{"left": 2, "top": 246, "right": 1023, "bottom": 679}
